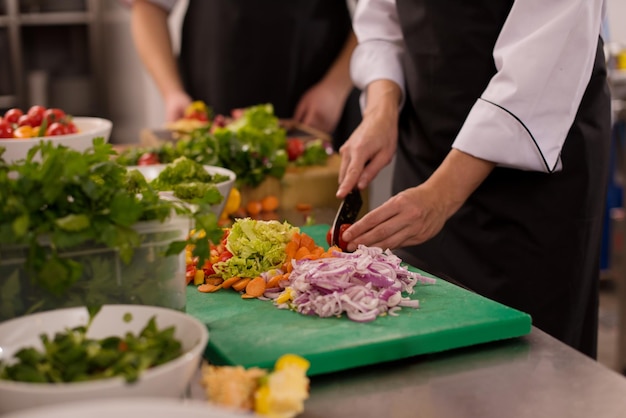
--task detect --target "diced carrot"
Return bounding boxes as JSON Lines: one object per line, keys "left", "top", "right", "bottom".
{"left": 232, "top": 278, "right": 252, "bottom": 292}
{"left": 205, "top": 277, "right": 224, "bottom": 286}
{"left": 299, "top": 233, "right": 316, "bottom": 252}
{"left": 266, "top": 274, "right": 286, "bottom": 289}
{"left": 294, "top": 246, "right": 311, "bottom": 260}
{"left": 197, "top": 283, "right": 222, "bottom": 293}
{"left": 244, "top": 276, "right": 266, "bottom": 298}
{"left": 222, "top": 276, "right": 242, "bottom": 289}
{"left": 285, "top": 240, "right": 299, "bottom": 260}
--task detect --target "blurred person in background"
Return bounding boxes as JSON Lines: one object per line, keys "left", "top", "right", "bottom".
{"left": 337, "top": 0, "right": 609, "bottom": 358}
{"left": 126, "top": 0, "right": 361, "bottom": 150}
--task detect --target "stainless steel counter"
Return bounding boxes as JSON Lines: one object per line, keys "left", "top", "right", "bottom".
{"left": 190, "top": 326, "right": 626, "bottom": 417}
{"left": 299, "top": 328, "right": 626, "bottom": 418}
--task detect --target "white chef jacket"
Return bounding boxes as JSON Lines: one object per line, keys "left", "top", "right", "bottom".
{"left": 351, "top": 0, "right": 607, "bottom": 173}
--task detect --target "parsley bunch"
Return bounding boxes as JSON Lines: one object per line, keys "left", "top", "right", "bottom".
{"left": 0, "top": 139, "right": 223, "bottom": 297}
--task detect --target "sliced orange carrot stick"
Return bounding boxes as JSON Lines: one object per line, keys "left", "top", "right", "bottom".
{"left": 205, "top": 277, "right": 224, "bottom": 286}
{"left": 232, "top": 278, "right": 252, "bottom": 292}
{"left": 299, "top": 233, "right": 316, "bottom": 251}
{"left": 241, "top": 293, "right": 258, "bottom": 299}
{"left": 294, "top": 246, "right": 311, "bottom": 260}
{"left": 245, "top": 276, "right": 266, "bottom": 297}
{"left": 266, "top": 274, "right": 286, "bottom": 289}
{"left": 284, "top": 240, "right": 299, "bottom": 260}
{"left": 197, "top": 283, "right": 222, "bottom": 293}
{"left": 222, "top": 276, "right": 242, "bottom": 289}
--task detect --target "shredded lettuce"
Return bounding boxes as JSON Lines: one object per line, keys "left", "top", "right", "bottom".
{"left": 214, "top": 218, "right": 299, "bottom": 279}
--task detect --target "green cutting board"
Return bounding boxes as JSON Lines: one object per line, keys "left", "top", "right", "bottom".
{"left": 186, "top": 225, "right": 531, "bottom": 375}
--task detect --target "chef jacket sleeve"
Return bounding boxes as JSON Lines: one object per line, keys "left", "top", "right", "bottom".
{"left": 350, "top": 0, "right": 406, "bottom": 110}
{"left": 452, "top": 0, "right": 606, "bottom": 173}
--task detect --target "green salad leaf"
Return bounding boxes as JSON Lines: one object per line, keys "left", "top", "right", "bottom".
{"left": 213, "top": 218, "right": 299, "bottom": 279}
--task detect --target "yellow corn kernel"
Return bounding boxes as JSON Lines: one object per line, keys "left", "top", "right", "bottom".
{"left": 194, "top": 269, "right": 205, "bottom": 285}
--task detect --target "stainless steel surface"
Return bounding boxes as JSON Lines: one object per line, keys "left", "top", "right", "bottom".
{"left": 191, "top": 327, "right": 626, "bottom": 417}
{"left": 300, "top": 328, "right": 626, "bottom": 418}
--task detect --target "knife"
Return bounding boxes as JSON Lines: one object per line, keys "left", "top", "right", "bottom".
{"left": 330, "top": 187, "right": 363, "bottom": 247}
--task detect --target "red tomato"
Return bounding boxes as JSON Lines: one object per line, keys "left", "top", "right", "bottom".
{"left": 0, "top": 121, "right": 13, "bottom": 138}
{"left": 185, "top": 110, "right": 209, "bottom": 122}
{"left": 213, "top": 114, "right": 227, "bottom": 127}
{"left": 286, "top": 138, "right": 305, "bottom": 161}
{"left": 43, "top": 108, "right": 66, "bottom": 125}
{"left": 137, "top": 152, "right": 160, "bottom": 165}
{"left": 46, "top": 122, "right": 67, "bottom": 136}
{"left": 26, "top": 105, "right": 46, "bottom": 127}
{"left": 4, "top": 108, "right": 23, "bottom": 124}
{"left": 17, "top": 114, "right": 33, "bottom": 127}
{"left": 337, "top": 223, "right": 351, "bottom": 251}
{"left": 325, "top": 223, "right": 352, "bottom": 251}
{"left": 66, "top": 121, "right": 79, "bottom": 134}
{"left": 218, "top": 250, "right": 233, "bottom": 263}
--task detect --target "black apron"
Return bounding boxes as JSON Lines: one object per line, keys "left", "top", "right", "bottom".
{"left": 394, "top": 0, "right": 611, "bottom": 358}
{"left": 178, "top": 0, "right": 361, "bottom": 149}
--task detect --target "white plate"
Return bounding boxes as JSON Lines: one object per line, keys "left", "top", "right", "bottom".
{"left": 0, "top": 398, "right": 251, "bottom": 418}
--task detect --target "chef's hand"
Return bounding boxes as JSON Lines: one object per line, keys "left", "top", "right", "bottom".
{"left": 336, "top": 80, "right": 401, "bottom": 199}
{"left": 293, "top": 82, "right": 345, "bottom": 135}
{"left": 164, "top": 90, "right": 193, "bottom": 122}
{"left": 341, "top": 149, "right": 497, "bottom": 251}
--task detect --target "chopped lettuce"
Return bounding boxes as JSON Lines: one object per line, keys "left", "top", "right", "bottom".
{"left": 214, "top": 218, "right": 299, "bottom": 279}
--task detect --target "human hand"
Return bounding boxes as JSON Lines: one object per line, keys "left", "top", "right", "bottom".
{"left": 336, "top": 104, "right": 398, "bottom": 199}
{"left": 163, "top": 90, "right": 193, "bottom": 122}
{"left": 293, "top": 82, "right": 345, "bottom": 135}
{"left": 341, "top": 184, "right": 448, "bottom": 251}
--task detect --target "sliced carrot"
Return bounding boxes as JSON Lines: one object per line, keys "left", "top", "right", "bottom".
{"left": 245, "top": 276, "right": 266, "bottom": 298}
{"left": 241, "top": 293, "right": 258, "bottom": 299}
{"left": 205, "top": 277, "right": 224, "bottom": 286}
{"left": 232, "top": 278, "right": 252, "bottom": 292}
{"left": 197, "top": 283, "right": 222, "bottom": 293}
{"left": 266, "top": 274, "right": 286, "bottom": 289}
{"left": 311, "top": 246, "right": 325, "bottom": 257}
{"left": 294, "top": 246, "right": 311, "bottom": 260}
{"left": 221, "top": 276, "right": 242, "bottom": 289}
{"left": 285, "top": 240, "right": 299, "bottom": 260}
{"left": 295, "top": 203, "right": 313, "bottom": 212}
{"left": 246, "top": 200, "right": 263, "bottom": 216}
{"left": 290, "top": 232, "right": 302, "bottom": 248}
{"left": 261, "top": 195, "right": 279, "bottom": 212}
{"left": 299, "top": 233, "right": 316, "bottom": 251}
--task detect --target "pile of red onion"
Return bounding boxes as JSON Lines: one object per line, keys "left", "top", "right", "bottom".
{"left": 266, "top": 245, "right": 436, "bottom": 323}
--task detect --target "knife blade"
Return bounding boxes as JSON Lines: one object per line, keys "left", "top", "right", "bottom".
{"left": 331, "top": 188, "right": 363, "bottom": 247}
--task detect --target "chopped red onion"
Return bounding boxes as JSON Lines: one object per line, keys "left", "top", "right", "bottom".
{"left": 269, "top": 244, "right": 435, "bottom": 322}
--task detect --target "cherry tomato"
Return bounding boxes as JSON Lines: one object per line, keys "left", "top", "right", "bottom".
{"left": 4, "top": 108, "right": 23, "bottom": 124}
{"left": 26, "top": 105, "right": 46, "bottom": 127}
{"left": 326, "top": 223, "right": 352, "bottom": 251}
{"left": 185, "top": 110, "right": 209, "bottom": 122}
{"left": 137, "top": 152, "right": 160, "bottom": 165}
{"left": 17, "top": 114, "right": 33, "bottom": 127}
{"left": 337, "top": 223, "right": 351, "bottom": 251}
{"left": 286, "top": 138, "right": 305, "bottom": 161}
{"left": 0, "top": 121, "right": 14, "bottom": 138}
{"left": 43, "top": 108, "right": 66, "bottom": 125}
{"left": 46, "top": 122, "right": 67, "bottom": 136}
{"left": 66, "top": 121, "right": 79, "bottom": 134}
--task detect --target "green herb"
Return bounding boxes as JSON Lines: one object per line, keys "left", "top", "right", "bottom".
{"left": 0, "top": 139, "right": 224, "bottom": 320}
{"left": 0, "top": 312, "right": 183, "bottom": 384}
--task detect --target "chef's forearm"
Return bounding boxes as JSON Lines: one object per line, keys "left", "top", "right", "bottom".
{"left": 361, "top": 79, "right": 402, "bottom": 121}
{"left": 321, "top": 31, "right": 358, "bottom": 101}
{"left": 130, "top": 0, "right": 186, "bottom": 100}
{"left": 423, "top": 149, "right": 496, "bottom": 219}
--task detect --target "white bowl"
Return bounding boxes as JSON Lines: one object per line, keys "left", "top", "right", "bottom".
{"left": 0, "top": 304, "right": 209, "bottom": 414}
{"left": 130, "top": 164, "right": 236, "bottom": 217}
{"left": 0, "top": 117, "right": 113, "bottom": 164}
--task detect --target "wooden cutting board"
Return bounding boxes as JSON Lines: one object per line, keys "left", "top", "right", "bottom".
{"left": 185, "top": 225, "right": 532, "bottom": 375}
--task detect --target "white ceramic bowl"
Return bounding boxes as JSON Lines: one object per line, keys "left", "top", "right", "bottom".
{"left": 0, "top": 116, "right": 113, "bottom": 164}
{"left": 130, "top": 164, "right": 236, "bottom": 217}
{"left": 0, "top": 305, "right": 209, "bottom": 414}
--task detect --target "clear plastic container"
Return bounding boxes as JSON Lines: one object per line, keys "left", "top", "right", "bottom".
{"left": 0, "top": 216, "right": 190, "bottom": 322}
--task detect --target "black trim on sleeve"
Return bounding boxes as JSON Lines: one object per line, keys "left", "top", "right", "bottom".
{"left": 478, "top": 98, "right": 556, "bottom": 173}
